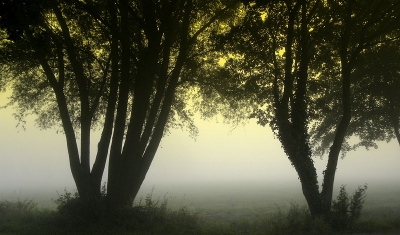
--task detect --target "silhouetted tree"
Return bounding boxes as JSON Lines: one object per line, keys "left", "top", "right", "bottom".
{"left": 0, "top": 0, "right": 240, "bottom": 209}
{"left": 217, "top": 0, "right": 400, "bottom": 218}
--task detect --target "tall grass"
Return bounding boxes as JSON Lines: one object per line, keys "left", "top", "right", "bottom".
{"left": 0, "top": 186, "right": 399, "bottom": 235}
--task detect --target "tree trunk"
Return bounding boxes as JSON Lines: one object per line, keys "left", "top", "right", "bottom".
{"left": 291, "top": 150, "right": 323, "bottom": 218}
{"left": 321, "top": 56, "right": 352, "bottom": 215}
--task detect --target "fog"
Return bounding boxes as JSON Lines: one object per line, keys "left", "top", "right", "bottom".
{"left": 1, "top": 92, "right": 399, "bottom": 210}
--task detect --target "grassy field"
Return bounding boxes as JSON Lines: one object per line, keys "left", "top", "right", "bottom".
{"left": 1, "top": 182, "right": 399, "bottom": 234}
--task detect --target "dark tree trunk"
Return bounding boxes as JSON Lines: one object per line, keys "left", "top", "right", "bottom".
{"left": 321, "top": 64, "right": 352, "bottom": 214}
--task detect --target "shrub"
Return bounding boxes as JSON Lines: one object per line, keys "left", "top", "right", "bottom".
{"left": 52, "top": 186, "right": 204, "bottom": 234}
{"left": 0, "top": 198, "right": 53, "bottom": 234}
{"left": 329, "top": 184, "right": 368, "bottom": 232}
{"left": 53, "top": 184, "right": 108, "bottom": 228}
{"left": 0, "top": 198, "right": 38, "bottom": 224}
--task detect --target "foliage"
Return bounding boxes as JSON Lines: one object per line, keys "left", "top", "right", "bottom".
{"left": 309, "top": 2, "right": 400, "bottom": 156}
{"left": 329, "top": 184, "right": 368, "bottom": 232}
{"left": 344, "top": 40, "right": 400, "bottom": 149}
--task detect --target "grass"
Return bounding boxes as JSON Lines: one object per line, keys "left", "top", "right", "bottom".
{"left": 1, "top": 189, "right": 400, "bottom": 235}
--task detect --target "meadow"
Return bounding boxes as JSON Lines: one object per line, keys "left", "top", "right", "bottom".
{"left": 1, "top": 181, "right": 400, "bottom": 234}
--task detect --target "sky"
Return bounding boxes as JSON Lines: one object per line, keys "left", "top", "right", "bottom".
{"left": 1, "top": 90, "right": 399, "bottom": 202}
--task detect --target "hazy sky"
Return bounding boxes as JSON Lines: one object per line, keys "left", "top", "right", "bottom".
{"left": 1, "top": 90, "right": 399, "bottom": 198}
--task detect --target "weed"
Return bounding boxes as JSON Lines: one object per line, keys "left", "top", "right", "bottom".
{"left": 329, "top": 184, "right": 368, "bottom": 232}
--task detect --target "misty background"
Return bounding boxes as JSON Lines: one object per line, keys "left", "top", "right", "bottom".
{"left": 0, "top": 91, "right": 399, "bottom": 210}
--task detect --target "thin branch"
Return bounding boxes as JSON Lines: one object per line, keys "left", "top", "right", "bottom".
{"left": 90, "top": 54, "right": 111, "bottom": 118}
{"left": 189, "top": 2, "right": 238, "bottom": 45}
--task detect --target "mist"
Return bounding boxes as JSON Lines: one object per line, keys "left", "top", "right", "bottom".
{"left": 1, "top": 94, "right": 399, "bottom": 210}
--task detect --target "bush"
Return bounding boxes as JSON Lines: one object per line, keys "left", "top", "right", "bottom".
{"left": 53, "top": 184, "right": 109, "bottom": 228}
{"left": 0, "top": 198, "right": 38, "bottom": 227}
{"left": 0, "top": 198, "right": 53, "bottom": 234}
{"left": 52, "top": 186, "right": 205, "bottom": 234}
{"left": 329, "top": 184, "right": 368, "bottom": 232}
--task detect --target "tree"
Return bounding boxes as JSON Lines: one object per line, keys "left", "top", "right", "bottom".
{"left": 217, "top": 0, "right": 400, "bottom": 218}
{"left": 0, "top": 0, "right": 240, "bottom": 209}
